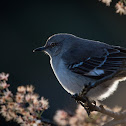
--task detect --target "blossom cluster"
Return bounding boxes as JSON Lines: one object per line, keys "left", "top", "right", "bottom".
{"left": 0, "top": 73, "right": 49, "bottom": 126}
{"left": 99, "top": 0, "right": 126, "bottom": 15}
{"left": 116, "top": 1, "right": 126, "bottom": 15}
{"left": 99, "top": 0, "right": 112, "bottom": 6}
{"left": 54, "top": 104, "right": 121, "bottom": 126}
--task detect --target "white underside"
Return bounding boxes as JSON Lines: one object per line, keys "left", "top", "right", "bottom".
{"left": 96, "top": 81, "right": 119, "bottom": 100}
{"left": 98, "top": 77, "right": 126, "bottom": 100}
{"left": 50, "top": 58, "right": 90, "bottom": 94}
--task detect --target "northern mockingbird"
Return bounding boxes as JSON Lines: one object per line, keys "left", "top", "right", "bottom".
{"left": 33, "top": 33, "right": 126, "bottom": 101}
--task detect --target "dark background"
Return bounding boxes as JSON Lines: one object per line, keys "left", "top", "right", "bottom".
{"left": 0, "top": 0, "right": 126, "bottom": 125}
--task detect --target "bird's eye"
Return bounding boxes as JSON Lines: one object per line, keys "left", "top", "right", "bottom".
{"left": 50, "top": 42, "right": 57, "bottom": 47}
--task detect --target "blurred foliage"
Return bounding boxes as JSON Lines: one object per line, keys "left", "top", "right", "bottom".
{"left": 100, "top": 0, "right": 126, "bottom": 15}
{"left": 54, "top": 104, "right": 122, "bottom": 126}
{"left": 0, "top": 73, "right": 49, "bottom": 126}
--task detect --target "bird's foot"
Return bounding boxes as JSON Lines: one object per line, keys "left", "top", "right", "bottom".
{"left": 72, "top": 94, "right": 96, "bottom": 116}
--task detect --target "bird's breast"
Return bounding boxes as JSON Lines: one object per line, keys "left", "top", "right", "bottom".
{"left": 50, "top": 58, "right": 89, "bottom": 94}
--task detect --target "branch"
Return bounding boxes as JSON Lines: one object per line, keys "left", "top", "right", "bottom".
{"left": 72, "top": 94, "right": 126, "bottom": 125}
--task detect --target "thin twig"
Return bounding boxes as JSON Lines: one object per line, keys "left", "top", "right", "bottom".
{"left": 103, "top": 118, "right": 126, "bottom": 126}
{"left": 41, "top": 117, "right": 57, "bottom": 126}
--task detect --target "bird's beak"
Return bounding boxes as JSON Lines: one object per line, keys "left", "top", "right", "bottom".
{"left": 33, "top": 46, "right": 48, "bottom": 52}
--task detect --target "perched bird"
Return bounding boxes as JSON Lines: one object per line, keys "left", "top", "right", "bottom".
{"left": 33, "top": 33, "right": 126, "bottom": 101}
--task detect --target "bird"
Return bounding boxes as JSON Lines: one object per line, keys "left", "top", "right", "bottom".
{"left": 33, "top": 33, "right": 126, "bottom": 101}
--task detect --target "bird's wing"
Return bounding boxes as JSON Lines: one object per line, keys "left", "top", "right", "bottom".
{"left": 67, "top": 47, "right": 126, "bottom": 80}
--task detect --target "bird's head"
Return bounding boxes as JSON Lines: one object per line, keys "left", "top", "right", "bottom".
{"left": 33, "top": 33, "right": 76, "bottom": 57}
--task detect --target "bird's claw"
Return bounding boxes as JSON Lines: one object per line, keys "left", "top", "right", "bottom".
{"left": 72, "top": 94, "right": 96, "bottom": 116}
